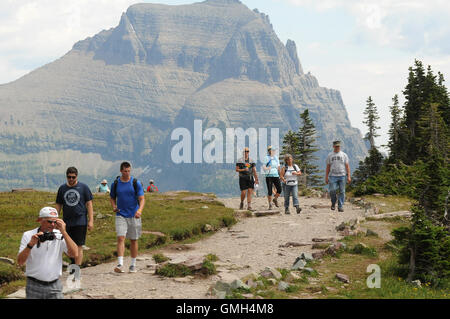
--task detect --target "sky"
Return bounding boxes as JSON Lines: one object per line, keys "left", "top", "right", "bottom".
{"left": 1, "top": 0, "right": 449, "bottom": 151}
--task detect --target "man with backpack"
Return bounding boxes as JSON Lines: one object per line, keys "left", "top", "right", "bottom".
{"left": 109, "top": 161, "right": 145, "bottom": 273}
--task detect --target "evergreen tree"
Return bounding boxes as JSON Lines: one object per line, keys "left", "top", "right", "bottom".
{"left": 297, "top": 109, "right": 322, "bottom": 186}
{"left": 281, "top": 130, "right": 300, "bottom": 163}
{"left": 363, "top": 96, "right": 380, "bottom": 149}
{"left": 387, "top": 94, "right": 405, "bottom": 162}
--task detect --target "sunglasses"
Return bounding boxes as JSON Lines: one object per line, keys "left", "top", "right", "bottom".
{"left": 66, "top": 175, "right": 77, "bottom": 179}
{"left": 46, "top": 220, "right": 57, "bottom": 225}
{"left": 244, "top": 150, "right": 249, "bottom": 153}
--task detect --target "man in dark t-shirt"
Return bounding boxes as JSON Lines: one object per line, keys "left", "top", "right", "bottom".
{"left": 55, "top": 167, "right": 94, "bottom": 267}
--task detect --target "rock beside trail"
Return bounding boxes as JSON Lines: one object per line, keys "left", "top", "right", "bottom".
{"left": 336, "top": 273, "right": 350, "bottom": 283}
{"left": 260, "top": 267, "right": 282, "bottom": 280}
{"left": 279, "top": 242, "right": 310, "bottom": 248}
{"left": 368, "top": 211, "right": 412, "bottom": 219}
{"left": 312, "top": 237, "right": 336, "bottom": 243}
{"left": 0, "top": 257, "right": 14, "bottom": 265}
{"left": 278, "top": 281, "right": 290, "bottom": 291}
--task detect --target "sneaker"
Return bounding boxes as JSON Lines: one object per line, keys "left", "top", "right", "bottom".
{"left": 239, "top": 201, "right": 244, "bottom": 210}
{"left": 247, "top": 204, "right": 254, "bottom": 211}
{"left": 296, "top": 206, "right": 302, "bottom": 214}
{"left": 273, "top": 198, "right": 279, "bottom": 207}
{"left": 285, "top": 208, "right": 290, "bottom": 214}
{"left": 114, "top": 265, "right": 124, "bottom": 273}
{"left": 129, "top": 265, "right": 137, "bottom": 273}
{"left": 338, "top": 207, "right": 344, "bottom": 212}
{"left": 331, "top": 203, "right": 336, "bottom": 211}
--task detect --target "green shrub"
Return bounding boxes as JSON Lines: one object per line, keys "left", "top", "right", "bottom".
{"left": 155, "top": 264, "right": 192, "bottom": 277}
{"left": 350, "top": 243, "right": 378, "bottom": 257}
{"left": 201, "top": 259, "right": 217, "bottom": 276}
{"left": 0, "top": 263, "right": 24, "bottom": 285}
{"left": 221, "top": 216, "right": 236, "bottom": 227}
{"left": 153, "top": 253, "right": 169, "bottom": 264}
{"left": 205, "top": 254, "right": 218, "bottom": 262}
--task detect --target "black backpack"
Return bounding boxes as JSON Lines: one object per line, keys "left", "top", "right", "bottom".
{"left": 111, "top": 176, "right": 142, "bottom": 199}
{"left": 284, "top": 163, "right": 299, "bottom": 172}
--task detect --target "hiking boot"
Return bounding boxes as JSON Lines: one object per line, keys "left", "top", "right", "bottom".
{"left": 273, "top": 198, "right": 279, "bottom": 207}
{"left": 129, "top": 265, "right": 137, "bottom": 273}
{"left": 285, "top": 207, "right": 290, "bottom": 214}
{"left": 239, "top": 201, "right": 244, "bottom": 210}
{"left": 247, "top": 203, "right": 254, "bottom": 211}
{"left": 296, "top": 206, "right": 302, "bottom": 214}
{"left": 114, "top": 265, "right": 124, "bottom": 273}
{"left": 268, "top": 203, "right": 273, "bottom": 210}
{"left": 331, "top": 203, "right": 336, "bottom": 211}
{"left": 338, "top": 207, "right": 344, "bottom": 212}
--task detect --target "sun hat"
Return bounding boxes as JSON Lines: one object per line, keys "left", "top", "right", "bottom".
{"left": 101, "top": 179, "right": 107, "bottom": 184}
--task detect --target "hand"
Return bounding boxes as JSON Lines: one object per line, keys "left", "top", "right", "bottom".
{"left": 54, "top": 219, "right": 66, "bottom": 233}
{"left": 113, "top": 206, "right": 120, "bottom": 213}
{"left": 29, "top": 232, "right": 43, "bottom": 247}
{"left": 325, "top": 177, "right": 329, "bottom": 184}
{"left": 134, "top": 210, "right": 142, "bottom": 219}
{"left": 347, "top": 176, "right": 351, "bottom": 184}
{"left": 88, "top": 221, "right": 94, "bottom": 231}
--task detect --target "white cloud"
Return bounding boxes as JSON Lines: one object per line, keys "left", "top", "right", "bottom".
{"left": 283, "top": 0, "right": 450, "bottom": 55}
{"left": 0, "top": 0, "right": 139, "bottom": 84}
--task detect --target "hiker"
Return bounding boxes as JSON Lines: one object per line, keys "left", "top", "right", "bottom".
{"left": 17, "top": 207, "right": 78, "bottom": 299}
{"left": 97, "top": 179, "right": 110, "bottom": 193}
{"left": 280, "top": 154, "right": 302, "bottom": 214}
{"left": 325, "top": 140, "right": 351, "bottom": 212}
{"left": 55, "top": 167, "right": 94, "bottom": 268}
{"left": 263, "top": 146, "right": 282, "bottom": 210}
{"left": 146, "top": 180, "right": 159, "bottom": 193}
{"left": 109, "top": 161, "right": 145, "bottom": 273}
{"left": 236, "top": 147, "right": 259, "bottom": 211}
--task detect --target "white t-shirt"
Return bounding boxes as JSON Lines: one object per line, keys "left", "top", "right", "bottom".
{"left": 19, "top": 228, "right": 68, "bottom": 282}
{"left": 326, "top": 151, "right": 349, "bottom": 176}
{"left": 284, "top": 164, "right": 300, "bottom": 186}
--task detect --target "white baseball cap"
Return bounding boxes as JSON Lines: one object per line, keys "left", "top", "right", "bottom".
{"left": 39, "top": 207, "right": 58, "bottom": 218}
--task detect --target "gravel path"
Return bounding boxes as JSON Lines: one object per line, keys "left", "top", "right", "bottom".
{"left": 10, "top": 195, "right": 367, "bottom": 299}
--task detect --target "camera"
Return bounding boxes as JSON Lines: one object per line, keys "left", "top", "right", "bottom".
{"left": 38, "top": 231, "right": 56, "bottom": 243}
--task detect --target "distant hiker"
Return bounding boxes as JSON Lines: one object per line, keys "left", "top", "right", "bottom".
{"left": 147, "top": 180, "right": 159, "bottom": 193}
{"left": 280, "top": 154, "right": 302, "bottom": 214}
{"left": 263, "top": 146, "right": 282, "bottom": 210}
{"left": 325, "top": 141, "right": 351, "bottom": 212}
{"left": 17, "top": 207, "right": 78, "bottom": 299}
{"left": 97, "top": 179, "right": 110, "bottom": 193}
{"left": 109, "top": 161, "right": 145, "bottom": 273}
{"left": 236, "top": 147, "right": 259, "bottom": 211}
{"left": 55, "top": 167, "right": 94, "bottom": 268}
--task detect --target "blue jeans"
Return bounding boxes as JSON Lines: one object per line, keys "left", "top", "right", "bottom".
{"left": 328, "top": 176, "right": 346, "bottom": 208}
{"left": 283, "top": 184, "right": 299, "bottom": 208}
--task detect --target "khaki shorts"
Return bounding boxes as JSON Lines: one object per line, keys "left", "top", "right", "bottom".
{"left": 115, "top": 215, "right": 142, "bottom": 240}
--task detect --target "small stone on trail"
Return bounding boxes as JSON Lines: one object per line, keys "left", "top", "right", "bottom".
{"left": 335, "top": 273, "right": 350, "bottom": 283}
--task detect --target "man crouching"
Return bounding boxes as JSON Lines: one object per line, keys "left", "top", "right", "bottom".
{"left": 17, "top": 207, "right": 78, "bottom": 299}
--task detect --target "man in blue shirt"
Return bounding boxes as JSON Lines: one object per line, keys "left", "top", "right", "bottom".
{"left": 109, "top": 162, "right": 145, "bottom": 273}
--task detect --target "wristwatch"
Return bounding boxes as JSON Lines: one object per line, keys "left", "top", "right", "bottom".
{"left": 26, "top": 244, "right": 34, "bottom": 250}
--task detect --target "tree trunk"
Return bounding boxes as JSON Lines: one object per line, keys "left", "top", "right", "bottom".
{"left": 407, "top": 245, "right": 416, "bottom": 282}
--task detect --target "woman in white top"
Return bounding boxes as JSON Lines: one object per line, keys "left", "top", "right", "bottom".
{"left": 280, "top": 154, "right": 302, "bottom": 214}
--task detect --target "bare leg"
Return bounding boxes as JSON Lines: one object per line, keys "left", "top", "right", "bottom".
{"left": 130, "top": 240, "right": 138, "bottom": 258}
{"left": 75, "top": 246, "right": 83, "bottom": 265}
{"left": 117, "top": 236, "right": 125, "bottom": 259}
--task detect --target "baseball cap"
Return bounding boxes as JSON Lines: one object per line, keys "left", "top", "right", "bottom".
{"left": 101, "top": 179, "right": 107, "bottom": 184}
{"left": 39, "top": 207, "right": 58, "bottom": 218}
{"left": 333, "top": 141, "right": 341, "bottom": 146}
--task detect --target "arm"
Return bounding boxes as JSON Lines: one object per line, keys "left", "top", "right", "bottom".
{"left": 280, "top": 167, "right": 286, "bottom": 183}
{"left": 135, "top": 196, "right": 145, "bottom": 218}
{"left": 17, "top": 232, "right": 42, "bottom": 266}
{"left": 346, "top": 162, "right": 351, "bottom": 183}
{"left": 56, "top": 219, "right": 78, "bottom": 258}
{"left": 325, "top": 164, "right": 331, "bottom": 184}
{"left": 110, "top": 197, "right": 119, "bottom": 213}
{"left": 86, "top": 200, "right": 94, "bottom": 231}
{"left": 252, "top": 166, "right": 259, "bottom": 184}
{"left": 55, "top": 203, "right": 62, "bottom": 214}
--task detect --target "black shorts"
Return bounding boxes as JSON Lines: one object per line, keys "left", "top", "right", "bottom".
{"left": 266, "top": 177, "right": 282, "bottom": 196}
{"left": 239, "top": 176, "right": 255, "bottom": 191}
{"left": 65, "top": 225, "right": 87, "bottom": 246}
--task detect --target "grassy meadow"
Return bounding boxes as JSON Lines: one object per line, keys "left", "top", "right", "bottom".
{"left": 0, "top": 190, "right": 236, "bottom": 297}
